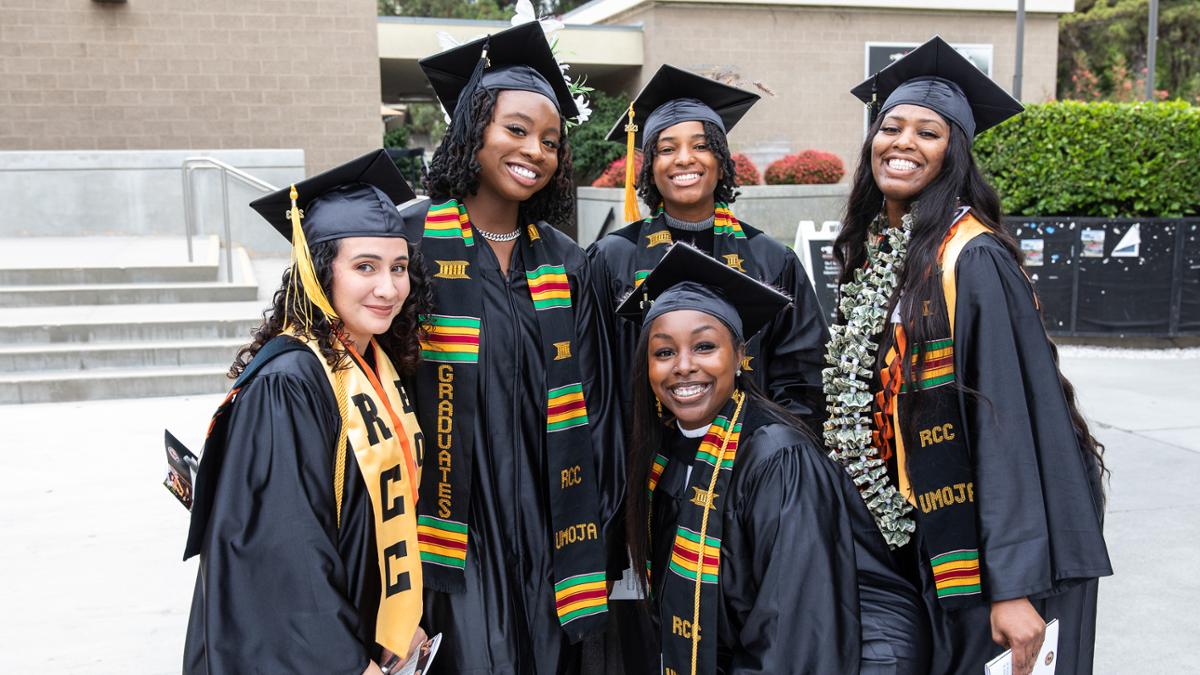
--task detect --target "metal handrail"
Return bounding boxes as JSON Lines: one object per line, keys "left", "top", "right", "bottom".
{"left": 181, "top": 157, "right": 278, "bottom": 282}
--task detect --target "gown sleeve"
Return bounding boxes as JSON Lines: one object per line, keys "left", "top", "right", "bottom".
{"left": 758, "top": 250, "right": 830, "bottom": 429}
{"left": 720, "top": 432, "right": 860, "bottom": 674}
{"left": 189, "top": 368, "right": 371, "bottom": 674}
{"left": 953, "top": 240, "right": 1112, "bottom": 602}
{"left": 573, "top": 253, "right": 629, "bottom": 580}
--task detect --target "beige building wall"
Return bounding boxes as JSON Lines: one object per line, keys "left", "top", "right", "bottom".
{"left": 606, "top": 3, "right": 1058, "bottom": 177}
{"left": 0, "top": 0, "right": 382, "bottom": 173}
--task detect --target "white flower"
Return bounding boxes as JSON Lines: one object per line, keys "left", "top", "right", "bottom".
{"left": 512, "top": 0, "right": 564, "bottom": 40}
{"left": 440, "top": 103, "right": 451, "bottom": 125}
{"left": 436, "top": 31, "right": 461, "bottom": 51}
{"left": 573, "top": 94, "right": 592, "bottom": 124}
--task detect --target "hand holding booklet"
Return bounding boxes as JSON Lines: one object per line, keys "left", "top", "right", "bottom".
{"left": 984, "top": 619, "right": 1059, "bottom": 675}
{"left": 380, "top": 633, "right": 442, "bottom": 675}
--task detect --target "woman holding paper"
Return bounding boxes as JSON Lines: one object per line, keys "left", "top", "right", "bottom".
{"left": 825, "top": 36, "right": 1113, "bottom": 675}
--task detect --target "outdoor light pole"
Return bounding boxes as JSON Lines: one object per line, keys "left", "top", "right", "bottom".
{"left": 1013, "top": 0, "right": 1025, "bottom": 99}
{"left": 1145, "top": 0, "right": 1159, "bottom": 100}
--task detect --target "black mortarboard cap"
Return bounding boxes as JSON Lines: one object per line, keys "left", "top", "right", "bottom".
{"left": 419, "top": 22, "right": 578, "bottom": 124}
{"left": 615, "top": 242, "right": 791, "bottom": 342}
{"left": 249, "top": 149, "right": 425, "bottom": 245}
{"left": 605, "top": 64, "right": 759, "bottom": 148}
{"left": 850, "top": 35, "right": 1023, "bottom": 138}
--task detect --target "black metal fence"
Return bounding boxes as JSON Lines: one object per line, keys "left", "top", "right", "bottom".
{"left": 1010, "top": 218, "right": 1200, "bottom": 337}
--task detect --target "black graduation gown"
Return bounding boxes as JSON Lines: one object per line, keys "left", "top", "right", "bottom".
{"left": 634, "top": 404, "right": 928, "bottom": 675}
{"left": 891, "top": 236, "right": 1113, "bottom": 675}
{"left": 417, "top": 226, "right": 625, "bottom": 675}
{"left": 184, "top": 346, "right": 388, "bottom": 674}
{"left": 587, "top": 216, "right": 829, "bottom": 427}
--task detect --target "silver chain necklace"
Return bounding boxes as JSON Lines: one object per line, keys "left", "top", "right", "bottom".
{"left": 475, "top": 226, "right": 521, "bottom": 243}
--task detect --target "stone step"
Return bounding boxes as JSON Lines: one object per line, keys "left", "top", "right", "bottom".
{"left": 0, "top": 301, "right": 264, "bottom": 344}
{"left": 0, "top": 281, "right": 259, "bottom": 307}
{"left": 0, "top": 366, "right": 232, "bottom": 404}
{"left": 0, "top": 338, "right": 246, "bottom": 372}
{"left": 0, "top": 235, "right": 221, "bottom": 286}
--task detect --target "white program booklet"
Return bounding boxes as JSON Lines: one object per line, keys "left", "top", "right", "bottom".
{"left": 381, "top": 633, "right": 442, "bottom": 675}
{"left": 984, "top": 619, "right": 1060, "bottom": 675}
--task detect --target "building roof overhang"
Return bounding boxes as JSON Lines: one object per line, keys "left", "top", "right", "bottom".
{"left": 564, "top": 0, "right": 1074, "bottom": 25}
{"left": 379, "top": 17, "right": 644, "bottom": 102}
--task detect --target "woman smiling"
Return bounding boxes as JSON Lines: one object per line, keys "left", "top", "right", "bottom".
{"left": 588, "top": 65, "right": 828, "bottom": 428}
{"left": 183, "top": 151, "right": 433, "bottom": 674}
{"left": 618, "top": 243, "right": 927, "bottom": 675}
{"left": 412, "top": 23, "right": 623, "bottom": 674}
{"left": 827, "top": 36, "right": 1113, "bottom": 675}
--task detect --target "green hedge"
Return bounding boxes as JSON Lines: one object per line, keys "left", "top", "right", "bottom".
{"left": 974, "top": 100, "right": 1200, "bottom": 217}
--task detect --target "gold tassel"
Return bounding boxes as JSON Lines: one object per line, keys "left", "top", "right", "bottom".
{"left": 622, "top": 103, "right": 640, "bottom": 223}
{"left": 288, "top": 184, "right": 338, "bottom": 334}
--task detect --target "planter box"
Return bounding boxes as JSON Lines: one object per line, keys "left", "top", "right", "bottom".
{"left": 1008, "top": 217, "right": 1200, "bottom": 337}
{"left": 577, "top": 184, "right": 849, "bottom": 247}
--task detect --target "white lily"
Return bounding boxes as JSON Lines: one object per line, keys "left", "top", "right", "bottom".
{"left": 512, "top": 0, "right": 564, "bottom": 39}
{"left": 573, "top": 94, "right": 592, "bottom": 124}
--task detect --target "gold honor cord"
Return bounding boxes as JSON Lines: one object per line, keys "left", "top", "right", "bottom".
{"left": 690, "top": 390, "right": 745, "bottom": 675}
{"left": 623, "top": 103, "right": 640, "bottom": 223}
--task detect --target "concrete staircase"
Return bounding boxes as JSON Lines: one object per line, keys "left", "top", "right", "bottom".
{"left": 0, "top": 236, "right": 264, "bottom": 403}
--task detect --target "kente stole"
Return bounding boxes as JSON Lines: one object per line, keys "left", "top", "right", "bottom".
{"left": 633, "top": 205, "right": 763, "bottom": 378}
{"left": 415, "top": 199, "right": 609, "bottom": 641}
{"left": 632, "top": 203, "right": 749, "bottom": 289}
{"left": 877, "top": 210, "right": 990, "bottom": 608}
{"left": 651, "top": 392, "right": 745, "bottom": 675}
{"left": 289, "top": 330, "right": 424, "bottom": 657}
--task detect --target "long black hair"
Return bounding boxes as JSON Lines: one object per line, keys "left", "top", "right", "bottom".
{"left": 230, "top": 239, "right": 434, "bottom": 378}
{"left": 833, "top": 114, "right": 1107, "bottom": 482}
{"left": 623, "top": 321, "right": 817, "bottom": 594}
{"left": 424, "top": 86, "right": 576, "bottom": 226}
{"left": 637, "top": 120, "right": 739, "bottom": 213}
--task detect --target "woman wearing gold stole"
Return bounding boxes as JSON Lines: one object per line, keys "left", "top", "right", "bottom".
{"left": 183, "top": 150, "right": 432, "bottom": 674}
{"left": 617, "top": 243, "right": 927, "bottom": 674}
{"left": 827, "top": 37, "right": 1112, "bottom": 675}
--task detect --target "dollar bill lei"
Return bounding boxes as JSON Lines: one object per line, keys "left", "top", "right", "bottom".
{"left": 822, "top": 210, "right": 917, "bottom": 548}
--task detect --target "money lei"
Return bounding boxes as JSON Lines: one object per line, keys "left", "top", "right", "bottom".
{"left": 822, "top": 211, "right": 917, "bottom": 548}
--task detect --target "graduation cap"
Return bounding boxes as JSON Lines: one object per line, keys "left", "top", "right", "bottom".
{"left": 419, "top": 22, "right": 578, "bottom": 151}
{"left": 248, "top": 149, "right": 429, "bottom": 327}
{"left": 616, "top": 242, "right": 791, "bottom": 343}
{"left": 850, "top": 35, "right": 1023, "bottom": 139}
{"left": 606, "top": 65, "right": 760, "bottom": 223}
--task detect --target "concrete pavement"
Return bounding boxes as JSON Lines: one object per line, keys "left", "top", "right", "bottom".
{"left": 0, "top": 347, "right": 1196, "bottom": 673}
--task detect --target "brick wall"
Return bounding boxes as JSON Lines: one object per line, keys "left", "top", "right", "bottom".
{"left": 611, "top": 3, "right": 1059, "bottom": 179}
{"left": 0, "top": 0, "right": 382, "bottom": 173}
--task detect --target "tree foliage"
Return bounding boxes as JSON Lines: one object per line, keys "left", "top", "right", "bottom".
{"left": 974, "top": 100, "right": 1200, "bottom": 217}
{"left": 1059, "top": 0, "right": 1200, "bottom": 103}
{"left": 566, "top": 89, "right": 632, "bottom": 185}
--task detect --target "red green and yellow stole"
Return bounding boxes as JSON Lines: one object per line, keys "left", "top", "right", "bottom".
{"left": 630, "top": 202, "right": 747, "bottom": 289}
{"left": 288, "top": 329, "right": 424, "bottom": 658}
{"left": 414, "top": 199, "right": 609, "bottom": 641}
{"left": 653, "top": 391, "right": 745, "bottom": 675}
{"left": 876, "top": 209, "right": 991, "bottom": 607}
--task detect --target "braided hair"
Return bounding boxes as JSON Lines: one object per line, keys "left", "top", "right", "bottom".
{"left": 637, "top": 120, "right": 739, "bottom": 213}
{"left": 424, "top": 87, "right": 576, "bottom": 226}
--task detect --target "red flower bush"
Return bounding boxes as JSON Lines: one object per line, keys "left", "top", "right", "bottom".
{"left": 764, "top": 150, "right": 845, "bottom": 185}
{"left": 731, "top": 153, "right": 760, "bottom": 186}
{"left": 591, "top": 153, "right": 644, "bottom": 188}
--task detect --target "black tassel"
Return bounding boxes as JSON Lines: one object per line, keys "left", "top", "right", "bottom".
{"left": 867, "top": 73, "right": 881, "bottom": 125}
{"left": 449, "top": 38, "right": 491, "bottom": 148}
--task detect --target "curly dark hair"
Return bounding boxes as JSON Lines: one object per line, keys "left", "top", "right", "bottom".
{"left": 230, "top": 239, "right": 434, "bottom": 379}
{"left": 424, "top": 86, "right": 575, "bottom": 226}
{"left": 637, "top": 120, "right": 739, "bottom": 213}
